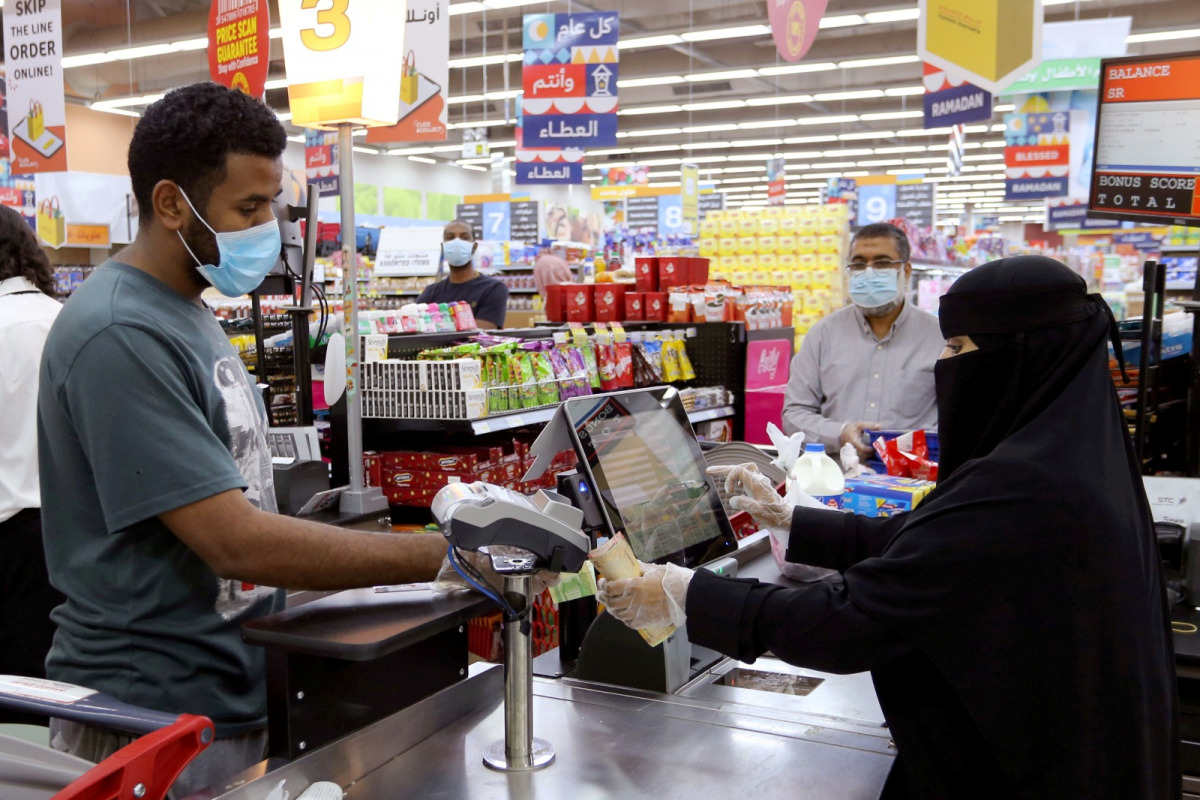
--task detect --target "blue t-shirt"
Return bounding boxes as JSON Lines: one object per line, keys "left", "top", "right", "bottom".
{"left": 38, "top": 261, "right": 284, "bottom": 736}
{"left": 417, "top": 274, "right": 509, "bottom": 327}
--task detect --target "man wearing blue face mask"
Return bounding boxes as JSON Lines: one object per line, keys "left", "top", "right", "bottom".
{"left": 782, "top": 222, "right": 943, "bottom": 462}
{"left": 36, "top": 83, "right": 475, "bottom": 797}
{"left": 415, "top": 220, "right": 508, "bottom": 329}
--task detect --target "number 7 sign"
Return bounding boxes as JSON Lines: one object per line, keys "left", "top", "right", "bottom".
{"left": 278, "top": 0, "right": 408, "bottom": 128}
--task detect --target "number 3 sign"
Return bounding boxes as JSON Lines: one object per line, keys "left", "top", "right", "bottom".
{"left": 278, "top": 0, "right": 409, "bottom": 128}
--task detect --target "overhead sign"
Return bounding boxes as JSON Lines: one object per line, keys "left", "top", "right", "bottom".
{"left": 1089, "top": 52, "right": 1200, "bottom": 227}
{"left": 304, "top": 129, "right": 339, "bottom": 197}
{"left": 34, "top": 172, "right": 133, "bottom": 248}
{"left": 590, "top": 184, "right": 678, "bottom": 200}
{"left": 207, "top": 0, "right": 270, "bottom": 97}
{"left": 624, "top": 195, "right": 685, "bottom": 236}
{"left": 364, "top": 0, "right": 449, "bottom": 144}
{"left": 1004, "top": 111, "right": 1070, "bottom": 201}
{"left": 5, "top": 0, "right": 67, "bottom": 173}
{"left": 515, "top": 162, "right": 583, "bottom": 184}
{"left": 922, "top": 63, "right": 991, "bottom": 129}
{"left": 681, "top": 164, "right": 699, "bottom": 235}
{"left": 918, "top": 0, "right": 1042, "bottom": 95}
{"left": 767, "top": 157, "right": 786, "bottom": 206}
{"left": 1045, "top": 199, "right": 1126, "bottom": 231}
{"left": 278, "top": 0, "right": 408, "bottom": 128}
{"left": 999, "top": 57, "right": 1102, "bottom": 95}
{"left": 767, "top": 0, "right": 828, "bottom": 63}
{"left": 455, "top": 200, "right": 542, "bottom": 242}
{"left": 374, "top": 227, "right": 442, "bottom": 276}
{"left": 699, "top": 192, "right": 725, "bottom": 219}
{"left": 856, "top": 180, "right": 936, "bottom": 229}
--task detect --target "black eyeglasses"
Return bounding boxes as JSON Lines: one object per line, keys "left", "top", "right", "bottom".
{"left": 845, "top": 259, "right": 906, "bottom": 274}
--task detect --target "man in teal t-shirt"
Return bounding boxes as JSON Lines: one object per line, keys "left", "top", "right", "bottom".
{"left": 38, "top": 83, "right": 452, "bottom": 799}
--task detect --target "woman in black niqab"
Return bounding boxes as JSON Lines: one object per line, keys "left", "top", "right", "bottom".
{"left": 677, "top": 255, "right": 1179, "bottom": 798}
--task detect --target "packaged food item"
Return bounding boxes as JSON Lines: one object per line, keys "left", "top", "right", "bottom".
{"left": 660, "top": 335, "right": 682, "bottom": 382}
{"left": 530, "top": 349, "right": 558, "bottom": 405}
{"left": 590, "top": 533, "right": 675, "bottom": 647}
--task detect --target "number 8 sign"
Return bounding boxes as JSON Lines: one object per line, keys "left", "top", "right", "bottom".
{"left": 278, "top": 0, "right": 408, "bottom": 128}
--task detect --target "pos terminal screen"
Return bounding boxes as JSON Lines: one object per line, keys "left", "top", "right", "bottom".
{"left": 562, "top": 387, "right": 737, "bottom": 568}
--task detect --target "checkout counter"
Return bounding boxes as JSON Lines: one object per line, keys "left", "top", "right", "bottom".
{"left": 214, "top": 387, "right": 897, "bottom": 799}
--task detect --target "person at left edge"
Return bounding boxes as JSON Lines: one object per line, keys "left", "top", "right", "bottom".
{"left": 416, "top": 219, "right": 509, "bottom": 329}
{"left": 37, "top": 82, "right": 468, "bottom": 799}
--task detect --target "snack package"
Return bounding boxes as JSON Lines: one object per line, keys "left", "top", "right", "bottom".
{"left": 515, "top": 353, "right": 540, "bottom": 409}
{"left": 675, "top": 337, "right": 696, "bottom": 381}
{"left": 613, "top": 341, "right": 634, "bottom": 389}
{"left": 660, "top": 336, "right": 682, "bottom": 383}
{"left": 580, "top": 341, "right": 601, "bottom": 389}
{"left": 596, "top": 338, "right": 620, "bottom": 392}
{"left": 590, "top": 533, "right": 675, "bottom": 647}
{"left": 530, "top": 349, "right": 558, "bottom": 406}
{"left": 631, "top": 343, "right": 662, "bottom": 387}
{"left": 641, "top": 338, "right": 664, "bottom": 378}
{"left": 873, "top": 430, "right": 938, "bottom": 481}
{"left": 563, "top": 344, "right": 592, "bottom": 398}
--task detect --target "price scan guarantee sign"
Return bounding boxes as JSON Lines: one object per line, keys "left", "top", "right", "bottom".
{"left": 207, "top": 0, "right": 270, "bottom": 97}
{"left": 768, "top": 0, "right": 828, "bottom": 62}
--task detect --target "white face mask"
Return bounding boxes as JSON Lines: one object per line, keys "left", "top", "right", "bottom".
{"left": 443, "top": 238, "right": 475, "bottom": 267}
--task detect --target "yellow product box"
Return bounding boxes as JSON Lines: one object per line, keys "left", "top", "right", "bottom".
{"left": 726, "top": 208, "right": 744, "bottom": 219}
{"left": 731, "top": 270, "right": 751, "bottom": 284}
{"left": 699, "top": 218, "right": 719, "bottom": 237}
{"left": 777, "top": 215, "right": 800, "bottom": 236}
{"left": 758, "top": 253, "right": 778, "bottom": 269}
{"left": 756, "top": 236, "right": 778, "bottom": 255}
{"left": 777, "top": 253, "right": 798, "bottom": 270}
{"left": 718, "top": 255, "right": 739, "bottom": 271}
{"left": 718, "top": 238, "right": 739, "bottom": 256}
{"left": 817, "top": 252, "right": 842, "bottom": 270}
{"left": 800, "top": 204, "right": 821, "bottom": 218}
{"left": 738, "top": 236, "right": 758, "bottom": 254}
{"left": 738, "top": 253, "right": 758, "bottom": 270}
{"left": 797, "top": 235, "right": 818, "bottom": 255}
{"left": 738, "top": 217, "right": 759, "bottom": 236}
{"left": 789, "top": 273, "right": 811, "bottom": 292}
{"left": 706, "top": 209, "right": 725, "bottom": 223}
{"left": 763, "top": 206, "right": 785, "bottom": 218}
{"left": 719, "top": 218, "right": 740, "bottom": 237}
{"left": 798, "top": 253, "right": 819, "bottom": 271}
{"left": 817, "top": 234, "right": 841, "bottom": 254}
{"left": 818, "top": 213, "right": 845, "bottom": 236}
{"left": 811, "top": 288, "right": 834, "bottom": 310}
{"left": 802, "top": 295, "right": 828, "bottom": 315}
{"left": 698, "top": 238, "right": 718, "bottom": 257}
{"left": 793, "top": 313, "right": 816, "bottom": 335}
{"left": 810, "top": 272, "right": 834, "bottom": 291}
{"left": 776, "top": 234, "right": 797, "bottom": 255}
{"left": 758, "top": 217, "right": 780, "bottom": 236}
{"left": 750, "top": 269, "right": 769, "bottom": 284}
{"left": 797, "top": 216, "right": 818, "bottom": 236}
{"left": 772, "top": 270, "right": 791, "bottom": 286}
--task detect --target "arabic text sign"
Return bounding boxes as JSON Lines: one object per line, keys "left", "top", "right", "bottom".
{"left": 922, "top": 64, "right": 992, "bottom": 128}
{"left": 523, "top": 12, "right": 618, "bottom": 50}
{"left": 1005, "top": 112, "right": 1070, "bottom": 200}
{"left": 305, "top": 129, "right": 340, "bottom": 197}
{"left": 364, "top": 0, "right": 449, "bottom": 143}
{"left": 6, "top": 0, "right": 67, "bottom": 173}
{"left": 1045, "top": 199, "right": 1125, "bottom": 231}
{"left": 1000, "top": 57, "right": 1101, "bottom": 95}
{"left": 207, "top": 0, "right": 270, "bottom": 98}
{"left": 374, "top": 227, "right": 442, "bottom": 276}
{"left": 523, "top": 114, "right": 618, "bottom": 150}
{"left": 515, "top": 162, "right": 584, "bottom": 184}
{"left": 278, "top": 0, "right": 408, "bottom": 128}
{"left": 524, "top": 64, "right": 586, "bottom": 99}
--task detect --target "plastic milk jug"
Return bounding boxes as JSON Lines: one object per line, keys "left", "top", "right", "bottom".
{"left": 789, "top": 443, "right": 845, "bottom": 509}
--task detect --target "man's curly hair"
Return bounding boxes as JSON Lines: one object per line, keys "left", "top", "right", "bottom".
{"left": 0, "top": 205, "right": 54, "bottom": 296}
{"left": 128, "top": 82, "right": 286, "bottom": 224}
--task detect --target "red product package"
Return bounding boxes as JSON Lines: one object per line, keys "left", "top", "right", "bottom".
{"left": 545, "top": 284, "right": 569, "bottom": 322}
{"left": 688, "top": 257, "right": 710, "bottom": 286}
{"left": 624, "top": 292, "right": 644, "bottom": 320}
{"left": 593, "top": 284, "right": 627, "bottom": 322}
{"left": 635, "top": 257, "right": 658, "bottom": 292}
{"left": 613, "top": 341, "right": 634, "bottom": 388}
{"left": 565, "top": 285, "right": 595, "bottom": 323}
{"left": 363, "top": 452, "right": 383, "bottom": 488}
{"left": 873, "top": 431, "right": 938, "bottom": 482}
{"left": 644, "top": 292, "right": 668, "bottom": 321}
{"left": 658, "top": 256, "right": 685, "bottom": 290}
{"left": 596, "top": 340, "right": 620, "bottom": 392}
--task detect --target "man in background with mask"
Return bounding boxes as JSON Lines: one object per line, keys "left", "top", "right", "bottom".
{"left": 416, "top": 219, "right": 508, "bottom": 329}
{"left": 782, "top": 222, "right": 943, "bottom": 462}
{"left": 37, "top": 83, "right": 478, "bottom": 796}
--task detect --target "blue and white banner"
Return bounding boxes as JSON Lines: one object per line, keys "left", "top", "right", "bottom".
{"left": 521, "top": 113, "right": 619, "bottom": 150}
{"left": 515, "top": 162, "right": 584, "bottom": 184}
{"left": 923, "top": 63, "right": 992, "bottom": 129}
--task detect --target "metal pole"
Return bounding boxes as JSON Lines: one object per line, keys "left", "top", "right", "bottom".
{"left": 337, "top": 121, "right": 387, "bottom": 515}
{"left": 483, "top": 574, "right": 554, "bottom": 772}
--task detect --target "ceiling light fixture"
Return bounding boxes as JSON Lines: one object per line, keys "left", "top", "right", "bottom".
{"left": 813, "top": 89, "right": 885, "bottom": 101}
{"left": 758, "top": 62, "right": 838, "bottom": 76}
{"left": 839, "top": 55, "right": 920, "bottom": 69}
{"left": 408, "top": 156, "right": 438, "bottom": 164}
{"left": 681, "top": 24, "right": 771, "bottom": 42}
{"left": 618, "top": 34, "right": 685, "bottom": 49}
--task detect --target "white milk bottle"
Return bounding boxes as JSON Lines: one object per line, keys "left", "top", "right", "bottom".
{"left": 788, "top": 443, "right": 845, "bottom": 509}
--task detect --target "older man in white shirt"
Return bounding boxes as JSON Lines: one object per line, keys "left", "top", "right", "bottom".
{"left": 0, "top": 206, "right": 63, "bottom": 723}
{"left": 783, "top": 222, "right": 944, "bottom": 462}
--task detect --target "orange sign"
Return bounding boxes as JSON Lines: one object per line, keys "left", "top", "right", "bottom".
{"left": 66, "top": 224, "right": 111, "bottom": 248}
{"left": 1101, "top": 55, "right": 1200, "bottom": 104}
{"left": 208, "top": 0, "right": 271, "bottom": 98}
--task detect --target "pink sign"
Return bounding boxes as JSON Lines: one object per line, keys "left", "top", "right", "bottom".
{"left": 745, "top": 338, "right": 793, "bottom": 445}
{"left": 767, "top": 0, "right": 828, "bottom": 63}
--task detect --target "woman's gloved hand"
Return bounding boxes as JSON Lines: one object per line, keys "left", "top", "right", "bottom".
{"left": 707, "top": 463, "right": 792, "bottom": 533}
{"left": 597, "top": 561, "right": 693, "bottom": 630}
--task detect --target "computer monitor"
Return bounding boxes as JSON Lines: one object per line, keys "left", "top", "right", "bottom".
{"left": 560, "top": 386, "right": 738, "bottom": 568}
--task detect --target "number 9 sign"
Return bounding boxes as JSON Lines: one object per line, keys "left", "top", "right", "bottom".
{"left": 855, "top": 184, "right": 897, "bottom": 227}
{"left": 278, "top": 0, "right": 408, "bottom": 127}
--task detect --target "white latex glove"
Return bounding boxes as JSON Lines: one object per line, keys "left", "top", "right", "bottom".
{"left": 839, "top": 421, "right": 880, "bottom": 460}
{"left": 707, "top": 463, "right": 792, "bottom": 532}
{"left": 434, "top": 548, "right": 560, "bottom": 598}
{"left": 596, "top": 561, "right": 692, "bottom": 630}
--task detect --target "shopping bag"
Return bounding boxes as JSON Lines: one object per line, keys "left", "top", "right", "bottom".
{"left": 28, "top": 99, "right": 44, "bottom": 140}
{"left": 401, "top": 50, "right": 418, "bottom": 104}
{"left": 37, "top": 196, "right": 65, "bottom": 248}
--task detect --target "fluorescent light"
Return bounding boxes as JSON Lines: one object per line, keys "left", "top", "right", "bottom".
{"left": 482, "top": 0, "right": 550, "bottom": 8}
{"left": 746, "top": 94, "right": 815, "bottom": 107}
{"left": 904, "top": 157, "right": 947, "bottom": 164}
{"left": 648, "top": 170, "right": 682, "bottom": 177}
{"left": 823, "top": 148, "right": 874, "bottom": 157}
{"left": 274, "top": 111, "right": 293, "bottom": 121}
{"left": 820, "top": 14, "right": 865, "bottom": 28}
{"left": 171, "top": 37, "right": 208, "bottom": 52}
{"left": 446, "top": 119, "right": 510, "bottom": 129}
{"left": 728, "top": 153, "right": 777, "bottom": 161}
{"left": 963, "top": 154, "right": 1003, "bottom": 161}
{"left": 875, "top": 145, "right": 928, "bottom": 154}
{"left": 264, "top": 79, "right": 288, "bottom": 90}
{"left": 861, "top": 110, "right": 923, "bottom": 121}
{"left": 461, "top": 164, "right": 488, "bottom": 171}
{"left": 448, "top": 53, "right": 522, "bottom": 69}
{"left": 1126, "top": 28, "right": 1200, "bottom": 43}
{"left": 723, "top": 166, "right": 766, "bottom": 174}
{"left": 91, "top": 92, "right": 165, "bottom": 109}
{"left": 864, "top": 8, "right": 921, "bottom": 22}
{"left": 619, "top": 127, "right": 684, "bottom": 138}
{"left": 729, "top": 138, "right": 783, "bottom": 148}
{"left": 630, "top": 144, "right": 677, "bottom": 153}
{"left": 286, "top": 134, "right": 305, "bottom": 143}
{"left": 796, "top": 114, "right": 859, "bottom": 125}
{"left": 856, "top": 158, "right": 905, "bottom": 167}
{"left": 897, "top": 126, "right": 952, "bottom": 136}
{"left": 448, "top": 2, "right": 489, "bottom": 13}
{"left": 839, "top": 130, "right": 894, "bottom": 140}
{"left": 884, "top": 86, "right": 925, "bottom": 97}
{"left": 840, "top": 55, "right": 920, "bottom": 69}
{"left": 682, "top": 25, "right": 771, "bottom": 42}
{"left": 683, "top": 124, "right": 739, "bottom": 133}
{"left": 352, "top": 146, "right": 379, "bottom": 154}
{"left": 784, "top": 136, "right": 837, "bottom": 145}
{"left": 739, "top": 119, "right": 795, "bottom": 129}
{"left": 759, "top": 62, "right": 837, "bottom": 76}
{"left": 618, "top": 75, "right": 686, "bottom": 88}
{"left": 888, "top": 168, "right": 927, "bottom": 174}
{"left": 993, "top": 104, "right": 1016, "bottom": 112}
{"left": 408, "top": 156, "right": 438, "bottom": 164}
{"left": 814, "top": 89, "right": 885, "bottom": 101}
{"left": 91, "top": 106, "right": 142, "bottom": 118}
{"left": 389, "top": 146, "right": 436, "bottom": 156}
{"left": 619, "top": 34, "right": 685, "bottom": 49}
{"left": 620, "top": 104, "right": 683, "bottom": 116}
{"left": 63, "top": 42, "right": 176, "bottom": 68}
{"left": 682, "top": 100, "right": 747, "bottom": 111}
{"left": 684, "top": 69, "right": 759, "bottom": 82}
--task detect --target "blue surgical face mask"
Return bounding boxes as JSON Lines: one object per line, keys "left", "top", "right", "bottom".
{"left": 177, "top": 188, "right": 281, "bottom": 297}
{"left": 849, "top": 266, "right": 902, "bottom": 311}
{"left": 443, "top": 238, "right": 475, "bottom": 268}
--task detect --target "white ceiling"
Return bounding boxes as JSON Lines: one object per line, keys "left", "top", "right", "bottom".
{"left": 57, "top": 0, "right": 1200, "bottom": 223}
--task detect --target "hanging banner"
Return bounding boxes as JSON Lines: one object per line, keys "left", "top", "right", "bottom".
{"left": 207, "top": 0, "right": 270, "bottom": 98}
{"left": 364, "top": 0, "right": 449, "bottom": 144}
{"left": 922, "top": 63, "right": 991, "bottom": 128}
{"left": 515, "top": 162, "right": 583, "bottom": 184}
{"left": 305, "top": 129, "right": 340, "bottom": 197}
{"left": 518, "top": 10, "right": 619, "bottom": 171}
{"left": 34, "top": 172, "right": 135, "bottom": 249}
{"left": 5, "top": 0, "right": 67, "bottom": 173}
{"left": 767, "top": 0, "right": 828, "bottom": 63}
{"left": 1004, "top": 111, "right": 1070, "bottom": 201}
{"left": 681, "top": 164, "right": 699, "bottom": 236}
{"left": 278, "top": 0, "right": 408, "bottom": 128}
{"left": 918, "top": 0, "right": 1042, "bottom": 95}
{"left": 1000, "top": 58, "right": 1102, "bottom": 95}
{"left": 767, "top": 157, "right": 786, "bottom": 206}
